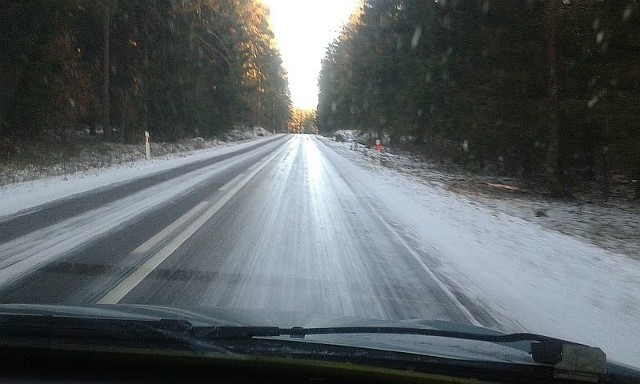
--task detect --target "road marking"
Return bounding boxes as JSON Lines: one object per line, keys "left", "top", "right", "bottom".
{"left": 97, "top": 149, "right": 282, "bottom": 304}
{"left": 248, "top": 161, "right": 260, "bottom": 171}
{"left": 218, "top": 173, "right": 245, "bottom": 191}
{"left": 346, "top": 182, "right": 484, "bottom": 327}
{"left": 132, "top": 201, "right": 209, "bottom": 256}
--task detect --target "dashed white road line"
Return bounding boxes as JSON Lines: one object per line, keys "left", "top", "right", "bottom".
{"left": 218, "top": 173, "right": 245, "bottom": 191}
{"left": 131, "top": 201, "right": 209, "bottom": 256}
{"left": 97, "top": 148, "right": 283, "bottom": 304}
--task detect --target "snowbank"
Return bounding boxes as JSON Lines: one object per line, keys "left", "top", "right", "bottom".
{"left": 0, "top": 135, "right": 279, "bottom": 218}
{"left": 225, "top": 126, "right": 272, "bottom": 141}
{"left": 318, "top": 135, "right": 640, "bottom": 369}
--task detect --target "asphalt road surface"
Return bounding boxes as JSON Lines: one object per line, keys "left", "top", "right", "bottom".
{"left": 0, "top": 135, "right": 497, "bottom": 327}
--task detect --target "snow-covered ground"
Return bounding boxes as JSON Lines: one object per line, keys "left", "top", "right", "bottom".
{"left": 0, "top": 126, "right": 273, "bottom": 186}
{"left": 319, "top": 134, "right": 640, "bottom": 368}
{"left": 0, "top": 131, "right": 277, "bottom": 218}
{"left": 327, "top": 130, "right": 640, "bottom": 259}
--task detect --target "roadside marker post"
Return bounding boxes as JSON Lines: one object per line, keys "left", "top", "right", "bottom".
{"left": 374, "top": 139, "right": 382, "bottom": 164}
{"left": 145, "top": 131, "right": 151, "bottom": 160}
{"left": 374, "top": 139, "right": 382, "bottom": 153}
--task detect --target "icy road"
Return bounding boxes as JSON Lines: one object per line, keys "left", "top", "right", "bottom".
{"left": 0, "top": 134, "right": 638, "bottom": 367}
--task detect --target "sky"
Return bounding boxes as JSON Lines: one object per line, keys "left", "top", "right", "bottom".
{"left": 261, "top": 0, "right": 361, "bottom": 110}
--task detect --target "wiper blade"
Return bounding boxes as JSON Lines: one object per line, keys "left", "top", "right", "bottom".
{"left": 274, "top": 326, "right": 607, "bottom": 380}
{"left": 0, "top": 314, "right": 577, "bottom": 361}
{"left": 194, "top": 326, "right": 605, "bottom": 380}
{"left": 279, "top": 326, "right": 573, "bottom": 345}
{"left": 0, "top": 313, "right": 193, "bottom": 343}
{"left": 1, "top": 314, "right": 606, "bottom": 380}
{"left": 0, "top": 313, "right": 280, "bottom": 355}
{"left": 277, "top": 326, "right": 570, "bottom": 363}
{"left": 0, "top": 313, "right": 281, "bottom": 341}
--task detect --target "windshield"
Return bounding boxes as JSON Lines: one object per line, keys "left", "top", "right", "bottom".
{"left": 0, "top": 0, "right": 639, "bottom": 375}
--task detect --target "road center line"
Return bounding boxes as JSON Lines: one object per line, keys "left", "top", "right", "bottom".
{"left": 218, "top": 173, "right": 245, "bottom": 191}
{"left": 97, "top": 149, "right": 283, "bottom": 304}
{"left": 131, "top": 201, "right": 209, "bottom": 256}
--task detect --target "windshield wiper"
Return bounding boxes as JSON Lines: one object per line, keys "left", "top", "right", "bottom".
{"left": 276, "top": 327, "right": 572, "bottom": 363}
{"left": 0, "top": 312, "right": 288, "bottom": 354}
{"left": 272, "top": 326, "right": 607, "bottom": 381}
{"left": 194, "top": 325, "right": 606, "bottom": 381}
{"left": 0, "top": 314, "right": 606, "bottom": 381}
{"left": 0, "top": 314, "right": 586, "bottom": 362}
{"left": 281, "top": 326, "right": 568, "bottom": 343}
{"left": 199, "top": 325, "right": 604, "bottom": 369}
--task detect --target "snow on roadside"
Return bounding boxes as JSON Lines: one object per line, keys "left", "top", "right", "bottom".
{"left": 317, "top": 135, "right": 640, "bottom": 369}
{"left": 320, "top": 134, "right": 640, "bottom": 259}
{"left": 0, "top": 127, "right": 274, "bottom": 186}
{"left": 224, "top": 126, "right": 272, "bottom": 141}
{"left": 0, "top": 134, "right": 279, "bottom": 219}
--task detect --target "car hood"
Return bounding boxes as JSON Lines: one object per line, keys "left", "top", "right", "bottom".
{"left": 0, "top": 303, "right": 535, "bottom": 364}
{"left": 2, "top": 303, "right": 639, "bottom": 381}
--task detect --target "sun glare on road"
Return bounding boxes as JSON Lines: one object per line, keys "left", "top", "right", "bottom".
{"left": 262, "top": 0, "right": 361, "bottom": 109}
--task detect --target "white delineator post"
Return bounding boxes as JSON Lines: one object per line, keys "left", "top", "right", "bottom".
{"left": 145, "top": 131, "right": 151, "bottom": 160}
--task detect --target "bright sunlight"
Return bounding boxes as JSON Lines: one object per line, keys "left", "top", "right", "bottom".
{"left": 262, "top": 0, "right": 361, "bottom": 109}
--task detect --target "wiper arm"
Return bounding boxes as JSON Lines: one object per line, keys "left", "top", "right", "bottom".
{"left": 274, "top": 326, "right": 607, "bottom": 381}
{"left": 277, "top": 326, "right": 570, "bottom": 363}
{"left": 193, "top": 326, "right": 605, "bottom": 380}
{"left": 280, "top": 326, "right": 570, "bottom": 344}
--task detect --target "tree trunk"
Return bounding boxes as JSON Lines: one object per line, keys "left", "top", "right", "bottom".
{"left": 602, "top": 148, "right": 609, "bottom": 201}
{"left": 141, "top": 10, "right": 150, "bottom": 142}
{"left": 102, "top": 0, "right": 112, "bottom": 142}
{"left": 545, "top": 3, "right": 562, "bottom": 196}
{"left": 634, "top": 161, "right": 640, "bottom": 199}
